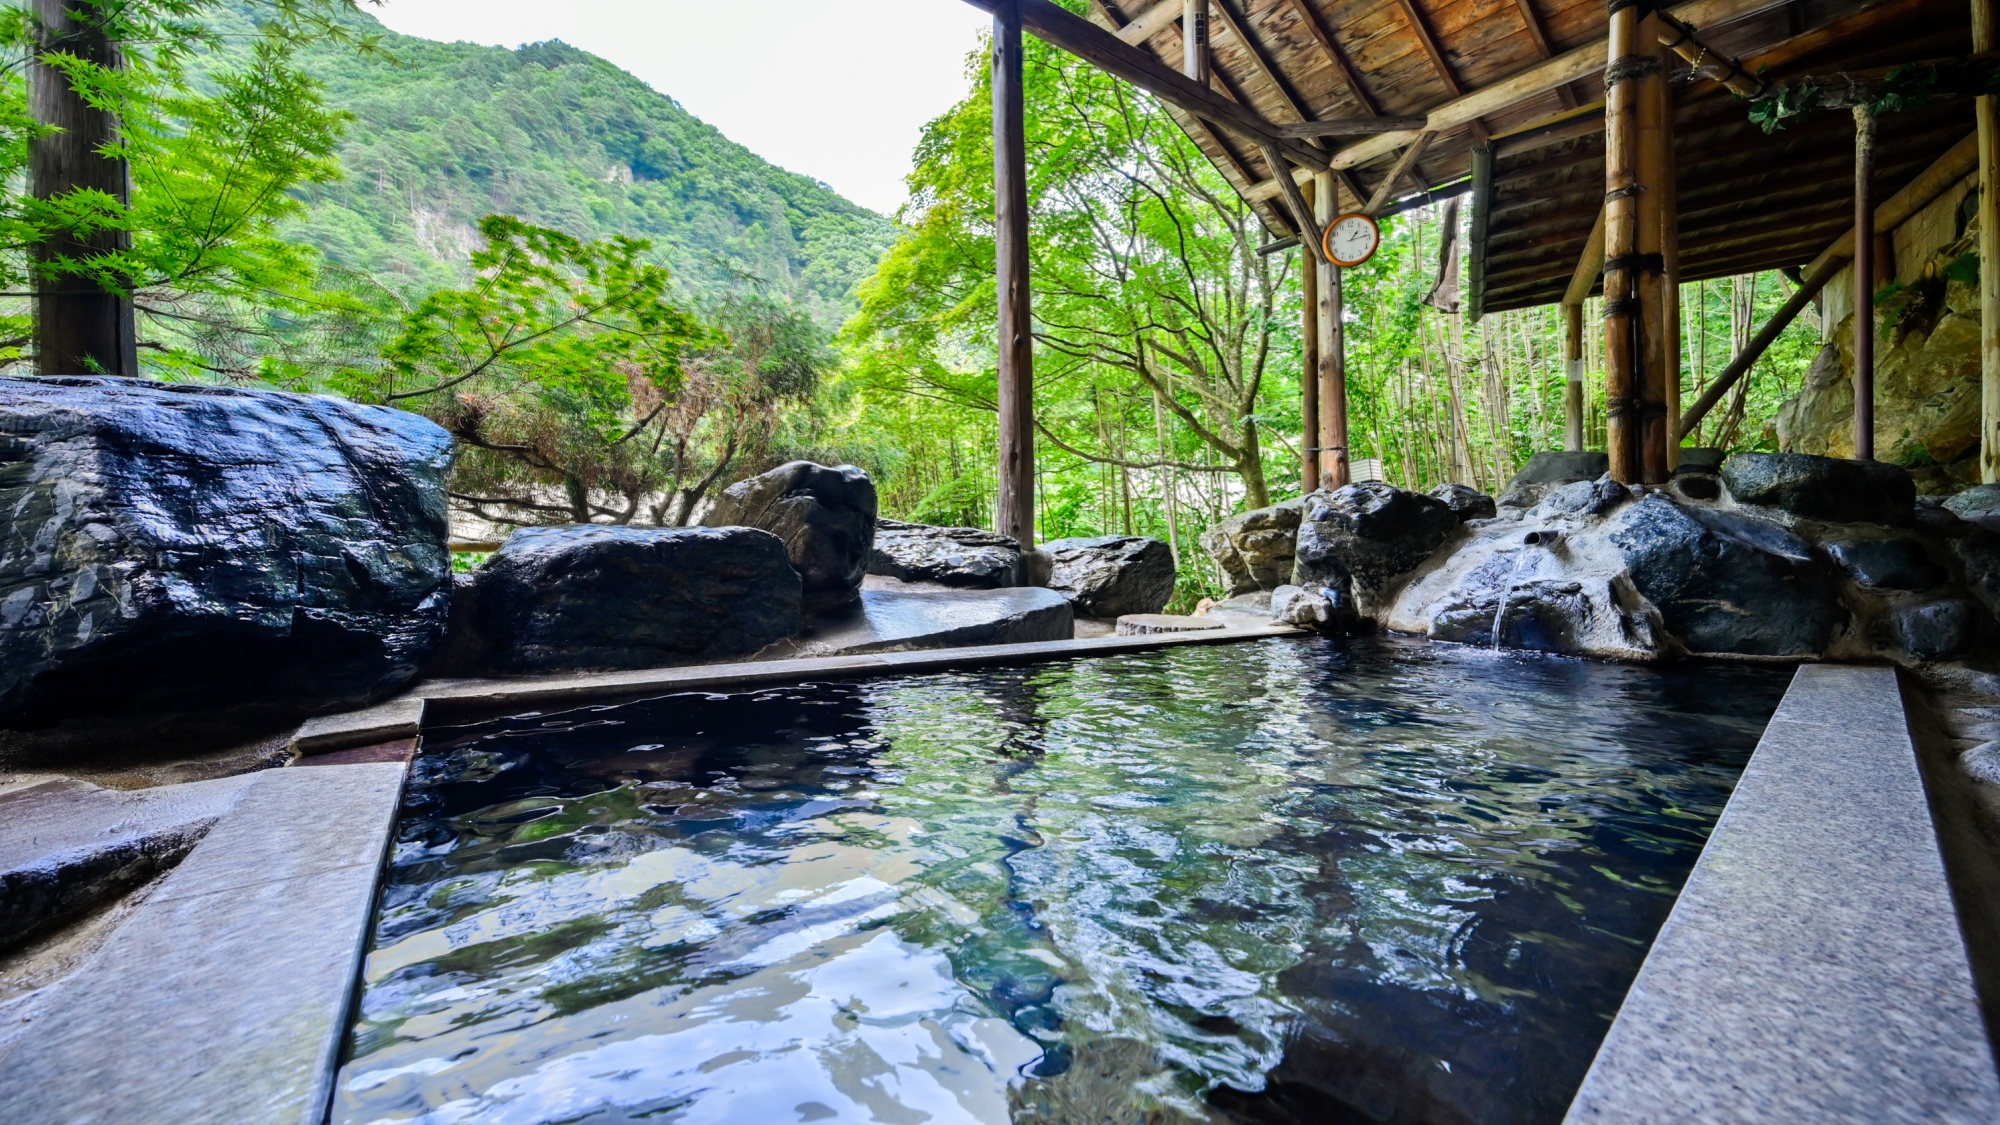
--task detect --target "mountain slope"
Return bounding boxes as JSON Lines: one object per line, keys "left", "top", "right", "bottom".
{"left": 231, "top": 7, "right": 897, "bottom": 322}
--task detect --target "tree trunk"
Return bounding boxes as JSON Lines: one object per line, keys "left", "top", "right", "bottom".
{"left": 31, "top": 0, "right": 136, "bottom": 377}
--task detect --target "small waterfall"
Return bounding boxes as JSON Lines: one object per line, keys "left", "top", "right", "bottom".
{"left": 1490, "top": 531, "right": 1561, "bottom": 651}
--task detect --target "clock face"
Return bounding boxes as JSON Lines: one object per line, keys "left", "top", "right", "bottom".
{"left": 1322, "top": 213, "right": 1381, "bottom": 268}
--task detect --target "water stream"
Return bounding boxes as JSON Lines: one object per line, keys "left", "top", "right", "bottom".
{"left": 333, "top": 636, "right": 1789, "bottom": 1125}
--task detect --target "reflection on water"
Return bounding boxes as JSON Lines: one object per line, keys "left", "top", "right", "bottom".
{"left": 334, "top": 637, "right": 1789, "bottom": 1125}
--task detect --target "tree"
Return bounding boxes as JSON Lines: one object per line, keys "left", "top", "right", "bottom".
{"left": 2, "top": 0, "right": 369, "bottom": 377}
{"left": 843, "top": 28, "right": 1296, "bottom": 523}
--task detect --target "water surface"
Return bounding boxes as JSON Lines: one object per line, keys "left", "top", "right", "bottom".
{"left": 334, "top": 637, "right": 1789, "bottom": 1125}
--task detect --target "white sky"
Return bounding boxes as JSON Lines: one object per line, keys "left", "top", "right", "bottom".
{"left": 370, "top": 0, "right": 993, "bottom": 215}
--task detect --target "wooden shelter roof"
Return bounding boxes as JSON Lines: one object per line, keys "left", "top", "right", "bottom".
{"left": 1047, "top": 0, "right": 1974, "bottom": 313}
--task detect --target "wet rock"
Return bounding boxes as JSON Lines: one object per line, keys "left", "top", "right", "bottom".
{"left": 1675, "top": 447, "right": 1726, "bottom": 475}
{"left": 1271, "top": 583, "right": 1361, "bottom": 635}
{"left": 1824, "top": 539, "right": 1945, "bottom": 591}
{"left": 1389, "top": 529, "right": 1664, "bottom": 661}
{"left": 0, "top": 377, "right": 453, "bottom": 728}
{"left": 704, "top": 461, "right": 876, "bottom": 615}
{"left": 1609, "top": 496, "right": 1845, "bottom": 657}
{"left": 1954, "top": 532, "right": 2000, "bottom": 618}
{"left": 1428, "top": 484, "right": 1497, "bottom": 522}
{"left": 442, "top": 525, "right": 800, "bottom": 675}
{"left": 1682, "top": 506, "right": 1816, "bottom": 565}
{"left": 1885, "top": 598, "right": 1980, "bottom": 661}
{"left": 867, "top": 519, "right": 1023, "bottom": 589}
{"left": 1042, "top": 535, "right": 1176, "bottom": 617}
{"left": 1533, "top": 478, "right": 1633, "bottom": 520}
{"left": 1496, "top": 451, "right": 1610, "bottom": 509}
{"left": 771, "top": 578, "right": 1070, "bottom": 657}
{"left": 1964, "top": 741, "right": 2000, "bottom": 786}
{"left": 1670, "top": 474, "right": 1722, "bottom": 502}
{"left": 1719, "top": 452, "right": 1916, "bottom": 526}
{"left": 1199, "top": 499, "right": 1301, "bottom": 596}
{"left": 1293, "top": 483, "right": 1459, "bottom": 614}
{"left": 1945, "top": 484, "right": 2000, "bottom": 531}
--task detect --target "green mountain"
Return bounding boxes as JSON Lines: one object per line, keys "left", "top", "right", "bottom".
{"left": 235, "top": 7, "right": 898, "bottom": 323}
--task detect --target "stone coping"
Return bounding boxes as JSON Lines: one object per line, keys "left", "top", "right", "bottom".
{"left": 0, "top": 762, "right": 407, "bottom": 1125}
{"left": 333, "top": 622, "right": 1301, "bottom": 728}
{"left": 1566, "top": 664, "right": 2000, "bottom": 1123}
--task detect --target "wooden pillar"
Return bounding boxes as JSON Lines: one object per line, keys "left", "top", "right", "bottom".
{"left": 1659, "top": 65, "right": 1682, "bottom": 469}
{"left": 1978, "top": 0, "right": 1999, "bottom": 482}
{"left": 1315, "top": 170, "right": 1349, "bottom": 489}
{"left": 1182, "top": 0, "right": 1209, "bottom": 86}
{"left": 1301, "top": 184, "right": 1321, "bottom": 494}
{"left": 1564, "top": 302, "right": 1586, "bottom": 451}
{"left": 993, "top": 0, "right": 1035, "bottom": 546}
{"left": 1601, "top": 2, "right": 1645, "bottom": 483}
{"left": 1854, "top": 103, "right": 1877, "bottom": 461}
{"left": 1634, "top": 13, "right": 1670, "bottom": 484}
{"left": 31, "top": 0, "right": 136, "bottom": 378}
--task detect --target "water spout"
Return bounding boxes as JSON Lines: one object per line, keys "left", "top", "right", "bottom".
{"left": 1491, "top": 531, "right": 1558, "bottom": 650}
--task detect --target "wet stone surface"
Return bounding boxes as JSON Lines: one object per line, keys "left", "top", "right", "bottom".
{"left": 333, "top": 638, "right": 1788, "bottom": 1125}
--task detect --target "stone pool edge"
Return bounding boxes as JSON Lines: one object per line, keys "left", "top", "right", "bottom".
{"left": 1564, "top": 664, "right": 2000, "bottom": 1124}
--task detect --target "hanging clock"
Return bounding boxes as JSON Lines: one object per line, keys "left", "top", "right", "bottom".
{"left": 1322, "top": 211, "right": 1382, "bottom": 268}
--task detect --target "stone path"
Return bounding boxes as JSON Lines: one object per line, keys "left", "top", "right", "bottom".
{"left": 1567, "top": 664, "right": 2000, "bottom": 1123}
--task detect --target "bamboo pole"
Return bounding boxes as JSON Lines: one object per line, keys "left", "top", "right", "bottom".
{"left": 1854, "top": 103, "right": 1877, "bottom": 461}
{"left": 994, "top": 1, "right": 1036, "bottom": 546}
{"left": 1602, "top": 3, "right": 1644, "bottom": 482}
{"left": 1316, "top": 170, "right": 1349, "bottom": 488}
{"left": 1300, "top": 183, "right": 1321, "bottom": 493}
{"left": 1660, "top": 64, "right": 1681, "bottom": 469}
{"left": 1635, "top": 14, "right": 1670, "bottom": 484}
{"left": 1564, "top": 302, "right": 1585, "bottom": 450}
{"left": 1980, "top": 0, "right": 2000, "bottom": 482}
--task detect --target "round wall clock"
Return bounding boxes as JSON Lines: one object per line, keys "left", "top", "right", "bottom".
{"left": 1322, "top": 212, "right": 1382, "bottom": 268}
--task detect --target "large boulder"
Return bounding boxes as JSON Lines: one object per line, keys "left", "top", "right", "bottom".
{"left": 1199, "top": 499, "right": 1301, "bottom": 596}
{"left": 1945, "top": 484, "right": 2000, "bottom": 531}
{"left": 1496, "top": 451, "right": 1610, "bottom": 509}
{"left": 1428, "top": 483, "right": 1497, "bottom": 522}
{"left": 0, "top": 377, "right": 453, "bottom": 727}
{"left": 1293, "top": 483, "right": 1459, "bottom": 615}
{"left": 1042, "top": 535, "right": 1176, "bottom": 618}
{"left": 1608, "top": 496, "right": 1846, "bottom": 657}
{"left": 441, "top": 525, "right": 800, "bottom": 675}
{"left": 867, "top": 519, "right": 1024, "bottom": 589}
{"left": 1720, "top": 452, "right": 1916, "bottom": 526}
{"left": 703, "top": 461, "right": 875, "bottom": 615}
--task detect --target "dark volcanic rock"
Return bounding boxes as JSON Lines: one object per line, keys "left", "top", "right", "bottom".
{"left": 1674, "top": 447, "right": 1726, "bottom": 475}
{"left": 1428, "top": 483, "right": 1497, "bottom": 522}
{"left": 445, "top": 525, "right": 800, "bottom": 674}
{"left": 1534, "top": 478, "right": 1632, "bottom": 519}
{"left": 1609, "top": 496, "right": 1845, "bottom": 657}
{"left": 1199, "top": 499, "right": 1302, "bottom": 595}
{"left": 1824, "top": 538, "right": 1945, "bottom": 591}
{"left": 0, "top": 377, "right": 453, "bottom": 727}
{"left": 704, "top": 461, "right": 875, "bottom": 615}
{"left": 1294, "top": 483, "right": 1459, "bottom": 612}
{"left": 867, "top": 519, "right": 1024, "bottom": 589}
{"left": 1496, "top": 451, "right": 1610, "bottom": 509}
{"left": 1956, "top": 532, "right": 2000, "bottom": 618}
{"left": 1042, "top": 535, "right": 1176, "bottom": 617}
{"left": 1884, "top": 598, "right": 1980, "bottom": 661}
{"left": 1720, "top": 452, "right": 1916, "bottom": 526}
{"left": 1945, "top": 484, "right": 2000, "bottom": 530}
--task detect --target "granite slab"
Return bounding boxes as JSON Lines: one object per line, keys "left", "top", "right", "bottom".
{"left": 1566, "top": 664, "right": 2000, "bottom": 1123}
{"left": 0, "top": 762, "right": 407, "bottom": 1125}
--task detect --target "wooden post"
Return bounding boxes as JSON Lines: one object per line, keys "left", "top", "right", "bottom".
{"left": 1634, "top": 14, "right": 1670, "bottom": 484}
{"left": 1564, "top": 302, "right": 1586, "bottom": 451}
{"left": 1315, "top": 170, "right": 1349, "bottom": 489}
{"left": 1854, "top": 102, "right": 1876, "bottom": 461}
{"left": 1301, "top": 184, "right": 1321, "bottom": 493}
{"left": 30, "top": 0, "right": 136, "bottom": 378}
{"left": 1978, "top": 0, "right": 1999, "bottom": 482}
{"left": 1659, "top": 63, "right": 1681, "bottom": 469}
{"left": 1601, "top": 2, "right": 1645, "bottom": 483}
{"left": 1182, "top": 0, "right": 1209, "bottom": 86}
{"left": 993, "top": 1, "right": 1036, "bottom": 546}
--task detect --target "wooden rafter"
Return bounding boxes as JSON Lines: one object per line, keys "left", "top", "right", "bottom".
{"left": 1113, "top": 0, "right": 1183, "bottom": 45}
{"left": 1282, "top": 0, "right": 1383, "bottom": 117}
{"left": 1392, "top": 0, "right": 1463, "bottom": 97}
{"left": 1366, "top": 131, "right": 1435, "bottom": 214}
{"left": 1278, "top": 116, "right": 1429, "bottom": 138}
{"left": 1512, "top": 0, "right": 1555, "bottom": 58}
{"left": 1210, "top": 0, "right": 1312, "bottom": 129}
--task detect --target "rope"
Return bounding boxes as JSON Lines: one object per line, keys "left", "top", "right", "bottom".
{"left": 1605, "top": 56, "right": 1662, "bottom": 86}
{"left": 1605, "top": 252, "right": 1666, "bottom": 275}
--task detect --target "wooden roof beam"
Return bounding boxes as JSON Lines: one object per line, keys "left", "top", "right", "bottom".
{"left": 1512, "top": 0, "right": 1556, "bottom": 58}
{"left": 1112, "top": 0, "right": 1184, "bottom": 45}
{"left": 1367, "top": 132, "right": 1436, "bottom": 214}
{"left": 1242, "top": 0, "right": 1792, "bottom": 201}
{"left": 1278, "top": 116, "right": 1429, "bottom": 138}
{"left": 959, "top": 0, "right": 1331, "bottom": 172}
{"left": 1393, "top": 0, "right": 1464, "bottom": 97}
